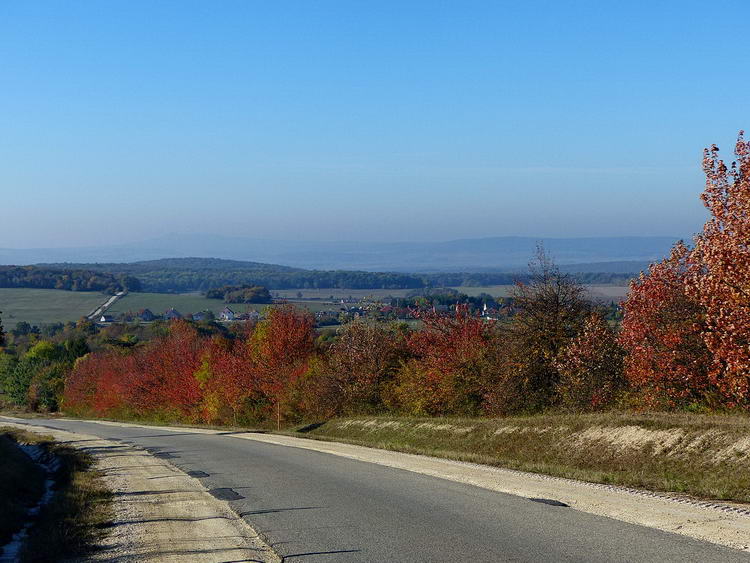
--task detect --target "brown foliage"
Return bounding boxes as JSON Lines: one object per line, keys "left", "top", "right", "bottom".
{"left": 554, "top": 313, "right": 625, "bottom": 410}
{"left": 489, "top": 247, "right": 591, "bottom": 413}
{"left": 314, "top": 321, "right": 410, "bottom": 415}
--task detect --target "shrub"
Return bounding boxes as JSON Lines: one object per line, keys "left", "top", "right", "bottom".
{"left": 554, "top": 313, "right": 626, "bottom": 411}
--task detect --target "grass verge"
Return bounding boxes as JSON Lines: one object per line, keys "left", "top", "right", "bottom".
{"left": 0, "top": 427, "right": 112, "bottom": 562}
{"left": 287, "top": 412, "right": 750, "bottom": 503}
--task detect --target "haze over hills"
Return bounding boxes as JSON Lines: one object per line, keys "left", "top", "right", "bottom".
{"left": 0, "top": 234, "right": 681, "bottom": 273}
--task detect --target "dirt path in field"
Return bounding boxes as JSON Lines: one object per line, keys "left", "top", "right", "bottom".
{"left": 1, "top": 421, "right": 277, "bottom": 563}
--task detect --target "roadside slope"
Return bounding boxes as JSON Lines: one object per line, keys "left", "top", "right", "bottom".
{"left": 297, "top": 413, "right": 750, "bottom": 501}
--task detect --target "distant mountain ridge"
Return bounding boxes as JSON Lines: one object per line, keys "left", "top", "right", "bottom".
{"left": 41, "top": 257, "right": 303, "bottom": 273}
{"left": 0, "top": 234, "right": 680, "bottom": 273}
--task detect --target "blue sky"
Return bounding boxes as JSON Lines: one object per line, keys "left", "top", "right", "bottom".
{"left": 1, "top": 1, "right": 748, "bottom": 247}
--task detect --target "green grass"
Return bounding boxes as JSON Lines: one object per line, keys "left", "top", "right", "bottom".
{"left": 0, "top": 288, "right": 108, "bottom": 326}
{"left": 272, "top": 288, "right": 415, "bottom": 300}
{"left": 290, "top": 412, "right": 750, "bottom": 503}
{"left": 108, "top": 292, "right": 350, "bottom": 316}
{"left": 107, "top": 291, "right": 235, "bottom": 316}
{"left": 0, "top": 427, "right": 112, "bottom": 562}
{"left": 450, "top": 284, "right": 629, "bottom": 300}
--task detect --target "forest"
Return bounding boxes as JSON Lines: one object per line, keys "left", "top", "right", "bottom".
{"left": 0, "top": 266, "right": 140, "bottom": 294}
{"left": 33, "top": 258, "right": 634, "bottom": 293}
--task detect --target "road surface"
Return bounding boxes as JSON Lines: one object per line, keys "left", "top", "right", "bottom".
{"left": 87, "top": 291, "right": 125, "bottom": 320}
{"left": 8, "top": 417, "right": 749, "bottom": 563}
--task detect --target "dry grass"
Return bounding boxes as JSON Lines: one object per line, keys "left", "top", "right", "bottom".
{"left": 290, "top": 411, "right": 750, "bottom": 503}
{"left": 0, "top": 427, "right": 112, "bottom": 562}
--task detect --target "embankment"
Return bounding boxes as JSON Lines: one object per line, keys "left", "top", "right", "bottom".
{"left": 292, "top": 412, "right": 750, "bottom": 502}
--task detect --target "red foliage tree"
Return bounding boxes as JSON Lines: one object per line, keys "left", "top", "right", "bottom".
{"left": 687, "top": 133, "right": 750, "bottom": 406}
{"left": 133, "top": 321, "right": 204, "bottom": 419}
{"left": 249, "top": 306, "right": 315, "bottom": 422}
{"left": 402, "top": 305, "right": 498, "bottom": 415}
{"left": 620, "top": 242, "right": 711, "bottom": 407}
{"left": 553, "top": 313, "right": 626, "bottom": 410}
{"left": 200, "top": 335, "right": 260, "bottom": 424}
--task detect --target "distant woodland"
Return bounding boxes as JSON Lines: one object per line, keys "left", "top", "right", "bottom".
{"left": 0, "top": 266, "right": 140, "bottom": 294}
{"left": 30, "top": 258, "right": 636, "bottom": 293}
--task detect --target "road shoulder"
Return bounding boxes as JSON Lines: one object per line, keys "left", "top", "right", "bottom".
{"left": 0, "top": 421, "right": 278, "bottom": 563}
{"left": 4, "top": 416, "right": 749, "bottom": 554}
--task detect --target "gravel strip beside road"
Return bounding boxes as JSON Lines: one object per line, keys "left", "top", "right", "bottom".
{"left": 1, "top": 421, "right": 278, "bottom": 563}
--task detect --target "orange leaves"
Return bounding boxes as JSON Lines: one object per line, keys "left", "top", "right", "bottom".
{"left": 620, "top": 242, "right": 711, "bottom": 406}
{"left": 687, "top": 133, "right": 750, "bottom": 406}
{"left": 404, "top": 305, "right": 499, "bottom": 415}
{"left": 620, "top": 132, "right": 750, "bottom": 409}
{"left": 554, "top": 313, "right": 625, "bottom": 411}
{"left": 249, "top": 305, "right": 315, "bottom": 401}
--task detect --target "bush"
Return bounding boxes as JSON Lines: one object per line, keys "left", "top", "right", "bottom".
{"left": 554, "top": 314, "right": 626, "bottom": 411}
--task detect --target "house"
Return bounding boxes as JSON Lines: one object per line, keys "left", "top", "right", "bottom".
{"left": 99, "top": 314, "right": 115, "bottom": 323}
{"left": 220, "top": 307, "right": 235, "bottom": 321}
{"left": 139, "top": 308, "right": 156, "bottom": 322}
{"left": 192, "top": 311, "right": 207, "bottom": 322}
{"left": 236, "top": 310, "right": 260, "bottom": 321}
{"left": 164, "top": 308, "right": 183, "bottom": 320}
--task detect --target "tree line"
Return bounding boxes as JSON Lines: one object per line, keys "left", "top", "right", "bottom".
{"left": 36, "top": 258, "right": 635, "bottom": 294}
{"left": 205, "top": 285, "right": 273, "bottom": 304}
{"left": 0, "top": 266, "right": 140, "bottom": 294}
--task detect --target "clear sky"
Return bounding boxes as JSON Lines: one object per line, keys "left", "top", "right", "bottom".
{"left": 1, "top": 1, "right": 748, "bottom": 248}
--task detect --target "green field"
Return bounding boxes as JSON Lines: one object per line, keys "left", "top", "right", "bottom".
{"left": 275, "top": 285, "right": 629, "bottom": 302}
{"left": 108, "top": 292, "right": 342, "bottom": 316}
{"left": 450, "top": 284, "right": 629, "bottom": 301}
{"left": 0, "top": 288, "right": 108, "bottom": 326}
{"left": 0, "top": 284, "right": 630, "bottom": 329}
{"left": 272, "top": 288, "right": 414, "bottom": 300}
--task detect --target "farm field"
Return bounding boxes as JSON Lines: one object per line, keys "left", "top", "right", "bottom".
{"left": 107, "top": 292, "right": 342, "bottom": 316}
{"left": 108, "top": 292, "right": 257, "bottom": 317}
{"left": 272, "top": 288, "right": 414, "bottom": 300}
{"left": 451, "top": 284, "right": 629, "bottom": 301}
{"left": 0, "top": 288, "right": 107, "bottom": 326}
{"left": 274, "top": 284, "right": 629, "bottom": 302}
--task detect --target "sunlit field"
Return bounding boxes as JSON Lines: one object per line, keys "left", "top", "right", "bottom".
{"left": 0, "top": 288, "right": 107, "bottom": 326}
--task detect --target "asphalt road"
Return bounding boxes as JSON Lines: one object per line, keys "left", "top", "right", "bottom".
{"left": 11, "top": 418, "right": 750, "bottom": 563}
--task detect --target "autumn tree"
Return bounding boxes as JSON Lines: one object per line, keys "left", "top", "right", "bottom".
{"left": 317, "top": 321, "right": 410, "bottom": 415}
{"left": 553, "top": 313, "right": 626, "bottom": 410}
{"left": 401, "top": 305, "right": 499, "bottom": 416}
{"left": 687, "top": 133, "right": 750, "bottom": 406}
{"left": 620, "top": 242, "right": 711, "bottom": 407}
{"left": 490, "top": 246, "right": 591, "bottom": 413}
{"left": 249, "top": 306, "right": 315, "bottom": 423}
{"left": 199, "top": 335, "right": 260, "bottom": 425}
